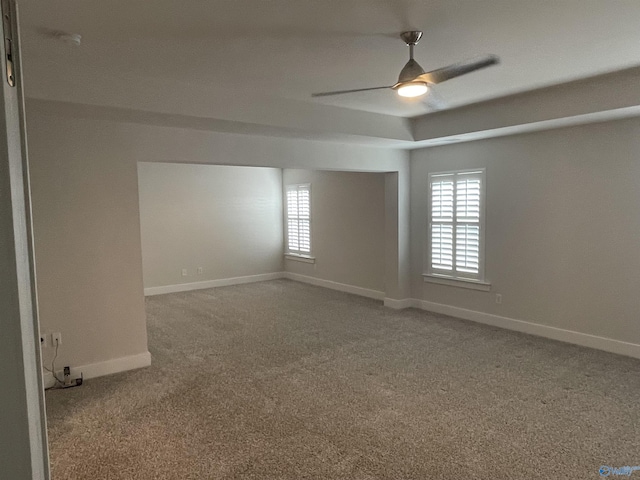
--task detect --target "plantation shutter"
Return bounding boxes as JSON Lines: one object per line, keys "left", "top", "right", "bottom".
{"left": 429, "top": 170, "right": 484, "bottom": 279}
{"left": 455, "top": 172, "right": 481, "bottom": 276}
{"left": 286, "top": 184, "right": 311, "bottom": 254}
{"left": 430, "top": 175, "right": 454, "bottom": 271}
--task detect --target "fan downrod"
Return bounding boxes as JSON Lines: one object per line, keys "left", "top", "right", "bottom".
{"left": 400, "top": 31, "right": 423, "bottom": 46}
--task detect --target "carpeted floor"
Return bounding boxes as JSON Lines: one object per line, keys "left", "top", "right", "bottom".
{"left": 46, "top": 279, "right": 640, "bottom": 479}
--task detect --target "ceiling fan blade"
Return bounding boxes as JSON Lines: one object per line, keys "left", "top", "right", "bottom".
{"left": 417, "top": 55, "right": 499, "bottom": 85}
{"left": 311, "top": 86, "right": 393, "bottom": 97}
{"left": 422, "top": 87, "right": 448, "bottom": 111}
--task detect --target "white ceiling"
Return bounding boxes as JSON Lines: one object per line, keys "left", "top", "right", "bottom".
{"left": 18, "top": 0, "right": 640, "bottom": 125}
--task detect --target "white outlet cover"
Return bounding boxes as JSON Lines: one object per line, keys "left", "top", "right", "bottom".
{"left": 52, "top": 332, "right": 62, "bottom": 346}
{"left": 181, "top": 269, "right": 188, "bottom": 276}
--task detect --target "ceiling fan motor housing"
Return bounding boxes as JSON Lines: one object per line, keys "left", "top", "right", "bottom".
{"left": 397, "top": 59, "right": 425, "bottom": 84}
{"left": 400, "top": 31, "right": 423, "bottom": 46}
{"left": 396, "top": 31, "right": 426, "bottom": 85}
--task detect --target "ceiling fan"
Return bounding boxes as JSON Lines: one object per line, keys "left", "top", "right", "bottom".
{"left": 312, "top": 31, "right": 499, "bottom": 102}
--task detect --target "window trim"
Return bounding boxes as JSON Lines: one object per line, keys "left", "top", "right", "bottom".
{"left": 426, "top": 168, "right": 487, "bottom": 283}
{"left": 422, "top": 273, "right": 491, "bottom": 291}
{"left": 284, "top": 183, "right": 312, "bottom": 256}
{"left": 285, "top": 253, "right": 316, "bottom": 264}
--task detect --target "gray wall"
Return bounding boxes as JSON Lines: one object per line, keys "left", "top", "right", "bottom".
{"left": 28, "top": 113, "right": 150, "bottom": 372}
{"left": 26, "top": 103, "right": 406, "bottom": 372}
{"left": 283, "top": 169, "right": 386, "bottom": 293}
{"left": 410, "top": 117, "right": 640, "bottom": 344}
{"left": 27, "top": 99, "right": 640, "bottom": 373}
{"left": 23, "top": 99, "right": 640, "bottom": 393}
{"left": 138, "top": 163, "right": 283, "bottom": 289}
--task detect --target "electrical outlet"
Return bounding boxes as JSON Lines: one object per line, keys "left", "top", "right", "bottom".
{"left": 52, "top": 332, "right": 62, "bottom": 346}
{"left": 197, "top": 267, "right": 203, "bottom": 275}
{"left": 181, "top": 268, "right": 188, "bottom": 277}
{"left": 495, "top": 294, "right": 502, "bottom": 305}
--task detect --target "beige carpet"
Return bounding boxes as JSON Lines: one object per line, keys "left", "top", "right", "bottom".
{"left": 46, "top": 279, "right": 640, "bottom": 479}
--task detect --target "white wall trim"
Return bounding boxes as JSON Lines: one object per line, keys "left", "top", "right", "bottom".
{"left": 43, "top": 351, "right": 151, "bottom": 388}
{"left": 384, "top": 298, "right": 415, "bottom": 309}
{"left": 146, "top": 270, "right": 384, "bottom": 300}
{"left": 144, "top": 272, "right": 286, "bottom": 296}
{"left": 285, "top": 254, "right": 316, "bottom": 264}
{"left": 422, "top": 274, "right": 491, "bottom": 292}
{"left": 283, "top": 272, "right": 385, "bottom": 300}
{"left": 147, "top": 272, "right": 640, "bottom": 359}
{"left": 412, "top": 299, "right": 640, "bottom": 360}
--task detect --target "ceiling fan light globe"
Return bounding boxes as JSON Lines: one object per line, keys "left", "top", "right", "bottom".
{"left": 397, "top": 82, "right": 428, "bottom": 98}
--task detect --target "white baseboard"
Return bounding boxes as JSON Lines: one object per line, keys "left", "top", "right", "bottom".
{"left": 413, "top": 299, "right": 640, "bottom": 360}
{"left": 147, "top": 272, "right": 640, "bottom": 359}
{"left": 43, "top": 351, "right": 151, "bottom": 388}
{"left": 144, "top": 272, "right": 286, "bottom": 296}
{"left": 384, "top": 298, "right": 415, "bottom": 309}
{"left": 145, "top": 270, "right": 384, "bottom": 301}
{"left": 283, "top": 272, "right": 385, "bottom": 300}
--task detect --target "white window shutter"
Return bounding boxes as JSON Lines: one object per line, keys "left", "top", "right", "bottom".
{"left": 455, "top": 224, "right": 480, "bottom": 274}
{"left": 286, "top": 184, "right": 311, "bottom": 255}
{"left": 431, "top": 224, "right": 453, "bottom": 270}
{"left": 431, "top": 177, "right": 454, "bottom": 220}
{"left": 430, "top": 175, "right": 455, "bottom": 272}
{"left": 428, "top": 170, "right": 484, "bottom": 280}
{"left": 287, "top": 219, "right": 299, "bottom": 251}
{"left": 455, "top": 173, "right": 481, "bottom": 276}
{"left": 287, "top": 189, "right": 298, "bottom": 218}
{"left": 456, "top": 176, "right": 481, "bottom": 221}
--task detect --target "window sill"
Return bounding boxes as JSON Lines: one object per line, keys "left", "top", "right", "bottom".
{"left": 422, "top": 274, "right": 491, "bottom": 292}
{"left": 285, "top": 254, "right": 316, "bottom": 264}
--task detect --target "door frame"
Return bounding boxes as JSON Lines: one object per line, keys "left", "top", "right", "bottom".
{"left": 0, "top": 0, "right": 50, "bottom": 477}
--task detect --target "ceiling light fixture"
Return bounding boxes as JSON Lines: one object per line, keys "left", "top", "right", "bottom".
{"left": 396, "top": 81, "right": 428, "bottom": 98}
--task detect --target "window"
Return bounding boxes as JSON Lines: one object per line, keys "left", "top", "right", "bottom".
{"left": 427, "top": 169, "right": 485, "bottom": 282}
{"left": 285, "top": 184, "right": 311, "bottom": 256}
